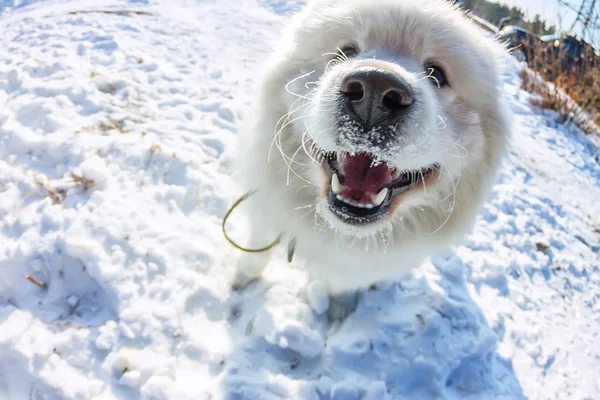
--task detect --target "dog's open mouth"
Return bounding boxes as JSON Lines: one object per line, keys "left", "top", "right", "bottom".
{"left": 323, "top": 152, "right": 437, "bottom": 224}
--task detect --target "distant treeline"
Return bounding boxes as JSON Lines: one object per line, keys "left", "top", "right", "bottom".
{"left": 456, "top": 0, "right": 556, "bottom": 35}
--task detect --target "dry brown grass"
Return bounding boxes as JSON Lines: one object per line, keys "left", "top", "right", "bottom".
{"left": 38, "top": 181, "right": 67, "bottom": 205}
{"left": 558, "top": 71, "right": 600, "bottom": 129}
{"left": 518, "top": 38, "right": 599, "bottom": 137}
{"left": 70, "top": 173, "right": 96, "bottom": 192}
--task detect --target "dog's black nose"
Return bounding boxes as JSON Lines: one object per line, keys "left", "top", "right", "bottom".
{"left": 340, "top": 68, "right": 413, "bottom": 128}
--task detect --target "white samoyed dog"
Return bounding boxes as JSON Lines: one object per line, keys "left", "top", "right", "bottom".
{"left": 233, "top": 0, "right": 510, "bottom": 298}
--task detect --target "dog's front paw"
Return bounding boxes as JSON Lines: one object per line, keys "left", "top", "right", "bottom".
{"left": 231, "top": 252, "right": 269, "bottom": 291}
{"left": 231, "top": 270, "right": 262, "bottom": 292}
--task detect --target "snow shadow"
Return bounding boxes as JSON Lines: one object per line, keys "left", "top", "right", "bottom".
{"left": 219, "top": 257, "right": 525, "bottom": 399}
{"left": 0, "top": 347, "right": 70, "bottom": 399}
{"left": 0, "top": 0, "right": 41, "bottom": 14}
{"left": 259, "top": 0, "right": 304, "bottom": 16}
{"left": 220, "top": 281, "right": 291, "bottom": 399}
{"left": 0, "top": 244, "right": 118, "bottom": 327}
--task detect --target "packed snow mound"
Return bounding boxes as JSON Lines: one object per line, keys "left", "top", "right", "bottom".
{"left": 0, "top": 0, "right": 599, "bottom": 399}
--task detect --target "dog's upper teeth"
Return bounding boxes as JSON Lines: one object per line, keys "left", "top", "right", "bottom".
{"left": 372, "top": 188, "right": 388, "bottom": 206}
{"left": 331, "top": 173, "right": 343, "bottom": 194}
{"left": 392, "top": 169, "right": 401, "bottom": 180}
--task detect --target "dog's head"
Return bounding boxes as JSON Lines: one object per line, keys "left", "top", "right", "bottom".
{"left": 247, "top": 0, "right": 510, "bottom": 243}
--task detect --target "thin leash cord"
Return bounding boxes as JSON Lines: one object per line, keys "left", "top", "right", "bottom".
{"left": 222, "top": 191, "right": 282, "bottom": 253}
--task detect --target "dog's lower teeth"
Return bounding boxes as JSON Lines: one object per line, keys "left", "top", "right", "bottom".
{"left": 336, "top": 194, "right": 375, "bottom": 209}
{"left": 372, "top": 188, "right": 388, "bottom": 206}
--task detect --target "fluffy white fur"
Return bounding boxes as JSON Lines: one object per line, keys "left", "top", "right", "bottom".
{"left": 234, "top": 0, "right": 510, "bottom": 294}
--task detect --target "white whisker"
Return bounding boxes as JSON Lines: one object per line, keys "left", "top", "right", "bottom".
{"left": 420, "top": 169, "right": 428, "bottom": 197}
{"left": 285, "top": 70, "right": 316, "bottom": 100}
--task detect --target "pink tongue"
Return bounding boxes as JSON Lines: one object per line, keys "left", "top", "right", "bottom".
{"left": 340, "top": 152, "right": 392, "bottom": 192}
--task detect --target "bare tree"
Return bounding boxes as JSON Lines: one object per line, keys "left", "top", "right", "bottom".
{"left": 560, "top": 0, "right": 599, "bottom": 44}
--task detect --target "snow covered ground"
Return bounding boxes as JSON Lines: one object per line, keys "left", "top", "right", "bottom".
{"left": 0, "top": 0, "right": 599, "bottom": 399}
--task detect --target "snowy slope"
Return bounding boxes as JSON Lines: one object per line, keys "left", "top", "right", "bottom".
{"left": 0, "top": 1, "right": 599, "bottom": 399}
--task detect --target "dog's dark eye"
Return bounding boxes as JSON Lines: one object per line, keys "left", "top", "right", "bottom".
{"left": 424, "top": 63, "right": 449, "bottom": 88}
{"left": 338, "top": 43, "right": 359, "bottom": 58}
